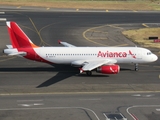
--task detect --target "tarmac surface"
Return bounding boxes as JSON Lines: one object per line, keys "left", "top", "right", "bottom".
{"left": 0, "top": 9, "right": 160, "bottom": 94}
{"left": 0, "top": 93, "right": 160, "bottom": 120}
{"left": 0, "top": 6, "right": 160, "bottom": 120}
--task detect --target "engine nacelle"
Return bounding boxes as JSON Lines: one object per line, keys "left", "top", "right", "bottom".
{"left": 96, "top": 64, "right": 120, "bottom": 74}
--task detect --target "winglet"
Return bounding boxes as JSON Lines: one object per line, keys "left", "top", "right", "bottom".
{"left": 58, "top": 40, "right": 61, "bottom": 44}
{"left": 58, "top": 40, "right": 76, "bottom": 47}
{"left": 79, "top": 68, "right": 84, "bottom": 73}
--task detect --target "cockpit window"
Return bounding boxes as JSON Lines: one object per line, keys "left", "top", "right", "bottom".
{"left": 147, "top": 52, "right": 152, "bottom": 55}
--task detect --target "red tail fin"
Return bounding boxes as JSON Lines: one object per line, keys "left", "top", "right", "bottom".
{"left": 6, "top": 21, "right": 38, "bottom": 48}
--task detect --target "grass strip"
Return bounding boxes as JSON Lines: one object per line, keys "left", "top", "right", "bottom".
{"left": 0, "top": 0, "right": 160, "bottom": 10}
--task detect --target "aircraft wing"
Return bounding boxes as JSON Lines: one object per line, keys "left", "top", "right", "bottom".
{"left": 58, "top": 40, "right": 76, "bottom": 47}
{"left": 72, "top": 59, "right": 117, "bottom": 73}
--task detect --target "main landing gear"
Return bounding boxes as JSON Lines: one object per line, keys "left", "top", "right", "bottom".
{"left": 79, "top": 68, "right": 92, "bottom": 76}
{"left": 135, "top": 63, "right": 139, "bottom": 71}
{"left": 86, "top": 71, "right": 92, "bottom": 76}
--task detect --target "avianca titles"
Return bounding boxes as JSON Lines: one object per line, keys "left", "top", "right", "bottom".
{"left": 3, "top": 21, "right": 158, "bottom": 75}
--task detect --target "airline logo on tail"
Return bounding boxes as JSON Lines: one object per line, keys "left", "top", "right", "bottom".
{"left": 5, "top": 21, "right": 52, "bottom": 64}
{"left": 6, "top": 22, "right": 39, "bottom": 48}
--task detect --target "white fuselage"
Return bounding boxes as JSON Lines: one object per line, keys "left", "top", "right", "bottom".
{"left": 5, "top": 21, "right": 158, "bottom": 75}
{"left": 33, "top": 47, "right": 157, "bottom": 65}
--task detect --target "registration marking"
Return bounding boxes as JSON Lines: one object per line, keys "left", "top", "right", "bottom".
{"left": 17, "top": 99, "right": 43, "bottom": 102}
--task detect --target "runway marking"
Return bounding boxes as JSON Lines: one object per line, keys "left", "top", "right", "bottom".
{"left": 0, "top": 56, "right": 15, "bottom": 62}
{"left": 138, "top": 69, "right": 160, "bottom": 72}
{"left": 133, "top": 10, "right": 137, "bottom": 12}
{"left": 88, "top": 38, "right": 108, "bottom": 40}
{"left": 90, "top": 30, "right": 108, "bottom": 33}
{"left": 133, "top": 93, "right": 156, "bottom": 98}
{"left": 0, "top": 71, "right": 74, "bottom": 74}
{"left": 0, "top": 107, "right": 100, "bottom": 120}
{"left": 156, "top": 108, "right": 160, "bottom": 111}
{"left": 108, "top": 25, "right": 124, "bottom": 30}
{"left": 18, "top": 103, "right": 44, "bottom": 107}
{"left": 29, "top": 18, "right": 50, "bottom": 46}
{"left": 79, "top": 98, "right": 101, "bottom": 101}
{"left": 132, "top": 94, "right": 141, "bottom": 97}
{"left": 127, "top": 105, "right": 160, "bottom": 120}
{"left": 1, "top": 90, "right": 160, "bottom": 96}
{"left": 153, "top": 66, "right": 160, "bottom": 68}
{"left": 83, "top": 24, "right": 126, "bottom": 47}
{"left": 83, "top": 27, "right": 106, "bottom": 46}
{"left": 17, "top": 6, "right": 21, "bottom": 9}
{"left": 131, "top": 113, "right": 139, "bottom": 120}
{"left": 0, "top": 55, "right": 10, "bottom": 58}
{"left": 0, "top": 72, "right": 54, "bottom": 74}
{"left": 83, "top": 24, "right": 118, "bottom": 46}
{"left": 0, "top": 18, "right": 6, "bottom": 21}
{"left": 103, "top": 112, "right": 126, "bottom": 120}
{"left": 0, "top": 12, "right": 5, "bottom": 14}
{"left": 136, "top": 98, "right": 157, "bottom": 99}
{"left": 103, "top": 113, "right": 109, "bottom": 119}
{"left": 38, "top": 21, "right": 64, "bottom": 46}
{"left": 17, "top": 99, "right": 43, "bottom": 102}
{"left": 142, "top": 23, "right": 149, "bottom": 28}
{"left": 144, "top": 94, "right": 155, "bottom": 97}
{"left": 113, "top": 44, "right": 128, "bottom": 47}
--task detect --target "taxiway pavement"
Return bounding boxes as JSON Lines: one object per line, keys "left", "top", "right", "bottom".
{"left": 0, "top": 6, "right": 160, "bottom": 120}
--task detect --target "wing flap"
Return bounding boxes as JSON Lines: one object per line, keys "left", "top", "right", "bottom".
{"left": 6, "top": 45, "right": 13, "bottom": 49}
{"left": 72, "top": 59, "right": 117, "bottom": 72}
{"left": 82, "top": 60, "right": 108, "bottom": 71}
{"left": 82, "top": 59, "right": 117, "bottom": 71}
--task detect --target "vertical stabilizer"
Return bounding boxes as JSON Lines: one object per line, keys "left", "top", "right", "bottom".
{"left": 6, "top": 21, "right": 38, "bottom": 48}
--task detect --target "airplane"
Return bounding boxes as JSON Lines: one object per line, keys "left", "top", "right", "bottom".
{"left": 3, "top": 21, "right": 158, "bottom": 76}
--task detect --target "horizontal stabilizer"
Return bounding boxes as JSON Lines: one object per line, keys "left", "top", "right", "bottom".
{"left": 8, "top": 52, "right": 26, "bottom": 56}
{"left": 6, "top": 21, "right": 39, "bottom": 48}
{"left": 72, "top": 59, "right": 117, "bottom": 73}
{"left": 82, "top": 59, "right": 117, "bottom": 71}
{"left": 6, "top": 45, "right": 13, "bottom": 49}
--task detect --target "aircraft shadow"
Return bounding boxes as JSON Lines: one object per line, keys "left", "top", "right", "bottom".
{"left": 0, "top": 65, "right": 79, "bottom": 72}
{"left": 37, "top": 71, "right": 111, "bottom": 88}
{"left": 37, "top": 71, "right": 77, "bottom": 88}
{"left": 120, "top": 68, "right": 132, "bottom": 71}
{"left": 0, "top": 66, "right": 132, "bottom": 87}
{"left": 77, "top": 74, "right": 109, "bottom": 77}
{"left": 0, "top": 67, "right": 56, "bottom": 72}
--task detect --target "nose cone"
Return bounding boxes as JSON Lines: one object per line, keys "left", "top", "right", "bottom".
{"left": 152, "top": 54, "right": 158, "bottom": 62}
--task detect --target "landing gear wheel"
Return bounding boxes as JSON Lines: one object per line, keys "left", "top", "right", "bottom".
{"left": 86, "top": 71, "right": 92, "bottom": 76}
{"left": 135, "top": 68, "right": 139, "bottom": 71}
{"left": 135, "top": 63, "right": 139, "bottom": 71}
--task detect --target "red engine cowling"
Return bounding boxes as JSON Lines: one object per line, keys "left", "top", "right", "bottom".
{"left": 96, "top": 64, "right": 120, "bottom": 74}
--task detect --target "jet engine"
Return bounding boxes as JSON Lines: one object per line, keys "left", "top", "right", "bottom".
{"left": 96, "top": 64, "right": 120, "bottom": 74}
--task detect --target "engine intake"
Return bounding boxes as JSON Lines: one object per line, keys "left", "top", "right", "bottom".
{"left": 96, "top": 64, "right": 120, "bottom": 74}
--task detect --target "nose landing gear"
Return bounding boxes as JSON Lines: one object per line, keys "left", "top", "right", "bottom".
{"left": 135, "top": 63, "right": 139, "bottom": 71}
